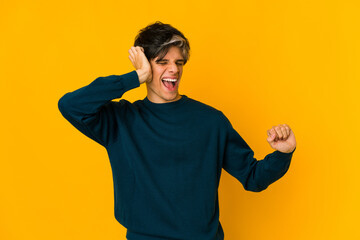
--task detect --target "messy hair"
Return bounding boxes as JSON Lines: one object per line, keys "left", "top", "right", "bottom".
{"left": 134, "top": 21, "right": 190, "bottom": 64}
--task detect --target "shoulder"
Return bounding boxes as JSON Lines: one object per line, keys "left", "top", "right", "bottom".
{"left": 104, "top": 98, "right": 132, "bottom": 108}
{"left": 186, "top": 96, "right": 219, "bottom": 112}
{"left": 185, "top": 96, "right": 228, "bottom": 124}
{"left": 103, "top": 99, "right": 138, "bottom": 115}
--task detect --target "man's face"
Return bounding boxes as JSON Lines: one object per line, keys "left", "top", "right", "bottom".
{"left": 146, "top": 46, "right": 185, "bottom": 103}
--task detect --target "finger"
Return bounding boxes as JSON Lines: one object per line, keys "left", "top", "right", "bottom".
{"left": 267, "top": 130, "right": 275, "bottom": 142}
{"left": 269, "top": 128, "right": 278, "bottom": 141}
{"left": 283, "top": 124, "right": 290, "bottom": 136}
{"left": 283, "top": 124, "right": 291, "bottom": 137}
{"left": 128, "top": 54, "right": 135, "bottom": 64}
{"left": 135, "top": 46, "right": 143, "bottom": 52}
{"left": 128, "top": 55, "right": 134, "bottom": 63}
{"left": 134, "top": 46, "right": 144, "bottom": 55}
{"left": 280, "top": 125, "right": 288, "bottom": 139}
{"left": 128, "top": 48, "right": 135, "bottom": 59}
{"left": 274, "top": 126, "right": 283, "bottom": 139}
{"left": 130, "top": 47, "right": 137, "bottom": 55}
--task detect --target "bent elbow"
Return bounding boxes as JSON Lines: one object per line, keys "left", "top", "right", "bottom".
{"left": 243, "top": 181, "right": 269, "bottom": 192}
{"left": 58, "top": 95, "right": 66, "bottom": 115}
{"left": 58, "top": 92, "right": 74, "bottom": 115}
{"left": 58, "top": 94, "right": 66, "bottom": 112}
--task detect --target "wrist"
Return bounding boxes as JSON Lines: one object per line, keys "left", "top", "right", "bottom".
{"left": 279, "top": 146, "right": 296, "bottom": 154}
{"left": 136, "top": 69, "right": 150, "bottom": 84}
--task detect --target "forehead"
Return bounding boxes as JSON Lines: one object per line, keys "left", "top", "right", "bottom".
{"left": 155, "top": 46, "right": 184, "bottom": 60}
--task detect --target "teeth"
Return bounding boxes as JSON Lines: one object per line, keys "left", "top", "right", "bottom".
{"left": 162, "top": 78, "right": 177, "bottom": 82}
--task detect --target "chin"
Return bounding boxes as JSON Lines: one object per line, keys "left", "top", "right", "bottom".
{"left": 163, "top": 93, "right": 180, "bottom": 102}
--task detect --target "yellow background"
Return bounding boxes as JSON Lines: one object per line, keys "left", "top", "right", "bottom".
{"left": 1, "top": 0, "right": 359, "bottom": 239}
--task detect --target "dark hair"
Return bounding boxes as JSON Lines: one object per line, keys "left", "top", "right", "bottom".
{"left": 134, "top": 21, "right": 190, "bottom": 64}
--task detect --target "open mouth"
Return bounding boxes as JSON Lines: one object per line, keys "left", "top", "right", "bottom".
{"left": 162, "top": 78, "right": 178, "bottom": 91}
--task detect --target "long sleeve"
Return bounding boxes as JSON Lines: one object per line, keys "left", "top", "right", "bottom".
{"left": 221, "top": 113, "right": 295, "bottom": 192}
{"left": 58, "top": 70, "right": 140, "bottom": 147}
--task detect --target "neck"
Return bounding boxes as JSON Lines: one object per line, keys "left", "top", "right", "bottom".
{"left": 146, "top": 93, "right": 182, "bottom": 104}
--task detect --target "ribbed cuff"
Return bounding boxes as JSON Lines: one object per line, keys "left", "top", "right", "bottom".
{"left": 121, "top": 70, "right": 140, "bottom": 91}
{"left": 273, "top": 147, "right": 296, "bottom": 160}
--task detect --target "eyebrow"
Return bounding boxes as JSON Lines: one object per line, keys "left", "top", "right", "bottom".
{"left": 155, "top": 59, "right": 185, "bottom": 63}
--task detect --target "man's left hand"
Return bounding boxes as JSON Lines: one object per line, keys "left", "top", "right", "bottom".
{"left": 267, "top": 124, "right": 297, "bottom": 153}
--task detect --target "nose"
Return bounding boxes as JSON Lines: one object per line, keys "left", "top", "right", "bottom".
{"left": 168, "top": 62, "right": 179, "bottom": 74}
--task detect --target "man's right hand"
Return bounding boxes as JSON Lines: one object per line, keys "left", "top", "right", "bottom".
{"left": 128, "top": 46, "right": 152, "bottom": 84}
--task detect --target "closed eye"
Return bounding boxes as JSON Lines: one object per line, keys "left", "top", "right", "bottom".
{"left": 155, "top": 60, "right": 184, "bottom": 66}
{"left": 156, "top": 60, "right": 167, "bottom": 65}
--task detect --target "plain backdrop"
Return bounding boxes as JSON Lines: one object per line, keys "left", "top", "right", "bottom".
{"left": 1, "top": 0, "right": 359, "bottom": 239}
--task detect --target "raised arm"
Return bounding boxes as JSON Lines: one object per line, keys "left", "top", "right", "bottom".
{"left": 58, "top": 71, "right": 140, "bottom": 147}
{"left": 58, "top": 46, "right": 152, "bottom": 147}
{"left": 221, "top": 113, "right": 296, "bottom": 192}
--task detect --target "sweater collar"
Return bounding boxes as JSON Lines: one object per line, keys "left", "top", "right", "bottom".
{"left": 143, "top": 95, "right": 188, "bottom": 110}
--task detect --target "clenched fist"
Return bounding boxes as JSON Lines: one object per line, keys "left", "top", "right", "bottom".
{"left": 128, "top": 46, "right": 152, "bottom": 84}
{"left": 267, "top": 124, "right": 297, "bottom": 153}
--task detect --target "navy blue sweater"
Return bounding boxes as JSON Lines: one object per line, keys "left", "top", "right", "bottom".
{"left": 58, "top": 70, "right": 295, "bottom": 240}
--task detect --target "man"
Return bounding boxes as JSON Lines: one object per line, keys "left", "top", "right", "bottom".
{"left": 58, "top": 21, "right": 296, "bottom": 240}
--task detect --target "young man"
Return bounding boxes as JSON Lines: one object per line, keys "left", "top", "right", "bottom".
{"left": 58, "top": 21, "right": 296, "bottom": 240}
